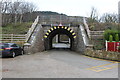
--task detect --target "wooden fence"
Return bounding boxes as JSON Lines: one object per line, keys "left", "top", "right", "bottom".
{"left": 0, "top": 31, "right": 104, "bottom": 44}
{"left": 90, "top": 31, "right": 104, "bottom": 36}
{"left": 0, "top": 34, "right": 26, "bottom": 43}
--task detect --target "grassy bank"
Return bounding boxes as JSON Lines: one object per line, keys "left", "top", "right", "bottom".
{"left": 2, "top": 22, "right": 32, "bottom": 34}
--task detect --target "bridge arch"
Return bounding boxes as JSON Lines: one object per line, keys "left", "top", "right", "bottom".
{"left": 44, "top": 26, "right": 76, "bottom": 50}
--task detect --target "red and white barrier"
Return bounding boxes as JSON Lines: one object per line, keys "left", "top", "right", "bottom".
{"left": 106, "top": 41, "right": 120, "bottom": 52}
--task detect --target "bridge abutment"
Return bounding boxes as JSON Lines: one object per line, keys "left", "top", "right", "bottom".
{"left": 24, "top": 17, "right": 91, "bottom": 54}
{"left": 24, "top": 25, "right": 45, "bottom": 54}
{"left": 75, "top": 26, "right": 86, "bottom": 53}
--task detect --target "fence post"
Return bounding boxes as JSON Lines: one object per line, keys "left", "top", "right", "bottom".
{"left": 114, "top": 42, "right": 116, "bottom": 52}
{"left": 106, "top": 40, "right": 108, "bottom": 51}
{"left": 11, "top": 34, "right": 13, "bottom": 42}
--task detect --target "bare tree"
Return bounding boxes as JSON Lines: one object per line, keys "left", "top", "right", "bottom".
{"left": 1, "top": 0, "right": 12, "bottom": 25}
{"left": 1, "top": 0, "right": 11, "bottom": 13}
{"left": 88, "top": 7, "right": 99, "bottom": 24}
{"left": 19, "top": 2, "right": 37, "bottom": 23}
{"left": 100, "top": 13, "right": 118, "bottom": 23}
{"left": 0, "top": 0, "right": 3, "bottom": 27}
{"left": 1, "top": 0, "right": 37, "bottom": 26}
{"left": 13, "top": 1, "right": 21, "bottom": 25}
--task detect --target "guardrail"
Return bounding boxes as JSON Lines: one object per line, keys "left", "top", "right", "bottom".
{"left": 0, "top": 34, "right": 26, "bottom": 42}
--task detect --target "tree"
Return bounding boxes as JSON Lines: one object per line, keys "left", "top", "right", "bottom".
{"left": 1, "top": 0, "right": 12, "bottom": 25}
{"left": 1, "top": 0, "right": 11, "bottom": 13}
{"left": 11, "top": 1, "right": 21, "bottom": 25}
{"left": 100, "top": 13, "right": 118, "bottom": 23}
{"left": 18, "top": 2, "right": 37, "bottom": 23}
{"left": 1, "top": 0, "right": 37, "bottom": 26}
{"left": 88, "top": 7, "right": 99, "bottom": 24}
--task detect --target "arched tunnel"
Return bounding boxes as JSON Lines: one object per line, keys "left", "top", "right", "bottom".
{"left": 44, "top": 26, "right": 76, "bottom": 50}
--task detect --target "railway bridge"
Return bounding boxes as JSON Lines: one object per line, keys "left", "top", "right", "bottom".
{"left": 24, "top": 16, "right": 92, "bottom": 54}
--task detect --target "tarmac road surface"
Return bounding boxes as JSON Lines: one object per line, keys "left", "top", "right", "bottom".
{"left": 2, "top": 49, "right": 119, "bottom": 78}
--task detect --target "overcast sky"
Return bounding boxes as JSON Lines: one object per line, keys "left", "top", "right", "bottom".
{"left": 23, "top": 0, "right": 119, "bottom": 17}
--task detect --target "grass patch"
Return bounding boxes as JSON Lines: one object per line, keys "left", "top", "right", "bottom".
{"left": 2, "top": 22, "right": 32, "bottom": 34}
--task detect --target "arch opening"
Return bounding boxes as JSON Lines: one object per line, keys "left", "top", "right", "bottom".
{"left": 52, "top": 34, "right": 71, "bottom": 49}
{"left": 44, "top": 26, "right": 76, "bottom": 50}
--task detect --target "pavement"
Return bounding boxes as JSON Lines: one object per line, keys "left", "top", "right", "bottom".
{"left": 1, "top": 49, "right": 119, "bottom": 78}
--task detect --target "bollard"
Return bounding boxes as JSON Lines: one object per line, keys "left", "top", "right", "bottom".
{"left": 23, "top": 43, "right": 31, "bottom": 54}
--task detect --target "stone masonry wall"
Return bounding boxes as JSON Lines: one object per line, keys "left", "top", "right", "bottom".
{"left": 26, "top": 25, "right": 86, "bottom": 54}
{"left": 30, "top": 25, "right": 45, "bottom": 53}
{"left": 75, "top": 26, "right": 86, "bottom": 53}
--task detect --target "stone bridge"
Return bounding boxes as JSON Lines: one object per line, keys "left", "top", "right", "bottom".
{"left": 24, "top": 16, "right": 92, "bottom": 54}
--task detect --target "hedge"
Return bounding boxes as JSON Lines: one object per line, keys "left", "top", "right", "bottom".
{"left": 104, "top": 30, "right": 120, "bottom": 41}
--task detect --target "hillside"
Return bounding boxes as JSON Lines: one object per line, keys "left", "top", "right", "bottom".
{"left": 2, "top": 22, "right": 32, "bottom": 34}
{"left": 2, "top": 11, "right": 84, "bottom": 34}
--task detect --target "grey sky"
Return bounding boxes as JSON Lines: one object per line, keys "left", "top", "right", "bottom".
{"left": 20, "top": 0, "right": 120, "bottom": 17}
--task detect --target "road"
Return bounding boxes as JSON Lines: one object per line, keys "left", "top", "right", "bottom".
{"left": 2, "top": 49, "right": 119, "bottom": 78}
{"left": 53, "top": 43, "right": 70, "bottom": 48}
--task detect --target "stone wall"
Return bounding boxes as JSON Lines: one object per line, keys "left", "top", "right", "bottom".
{"left": 30, "top": 25, "right": 45, "bottom": 53}
{"left": 43, "top": 26, "right": 86, "bottom": 53}
{"left": 75, "top": 26, "right": 86, "bottom": 53}
{"left": 24, "top": 25, "right": 86, "bottom": 54}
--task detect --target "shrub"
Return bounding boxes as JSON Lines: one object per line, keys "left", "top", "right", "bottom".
{"left": 84, "top": 49, "right": 120, "bottom": 61}
{"left": 104, "top": 30, "right": 120, "bottom": 41}
{"left": 94, "top": 50, "right": 103, "bottom": 58}
{"left": 93, "top": 44, "right": 104, "bottom": 50}
{"left": 109, "top": 35, "right": 113, "bottom": 42}
{"left": 115, "top": 34, "right": 119, "bottom": 42}
{"left": 84, "top": 48, "right": 94, "bottom": 56}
